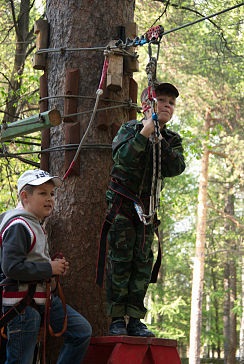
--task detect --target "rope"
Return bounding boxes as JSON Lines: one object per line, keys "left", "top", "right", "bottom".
{"left": 62, "top": 89, "right": 102, "bottom": 180}
{"left": 139, "top": 40, "right": 163, "bottom": 225}
{"left": 147, "top": 105, "right": 162, "bottom": 223}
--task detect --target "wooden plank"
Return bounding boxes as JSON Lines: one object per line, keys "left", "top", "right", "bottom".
{"left": 40, "top": 72, "right": 50, "bottom": 171}
{"left": 63, "top": 68, "right": 80, "bottom": 123}
{"left": 33, "top": 19, "right": 49, "bottom": 70}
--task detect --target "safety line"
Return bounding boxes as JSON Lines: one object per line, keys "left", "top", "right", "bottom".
{"left": 39, "top": 94, "right": 135, "bottom": 105}
{"left": 162, "top": 3, "right": 244, "bottom": 36}
{"left": 36, "top": 45, "right": 119, "bottom": 55}
{"left": 0, "top": 143, "right": 112, "bottom": 158}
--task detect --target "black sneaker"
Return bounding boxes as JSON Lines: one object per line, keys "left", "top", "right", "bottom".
{"left": 109, "top": 319, "right": 128, "bottom": 336}
{"left": 127, "top": 319, "right": 155, "bottom": 337}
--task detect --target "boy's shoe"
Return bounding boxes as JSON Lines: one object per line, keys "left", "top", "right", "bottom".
{"left": 127, "top": 319, "right": 155, "bottom": 337}
{"left": 109, "top": 319, "right": 128, "bottom": 336}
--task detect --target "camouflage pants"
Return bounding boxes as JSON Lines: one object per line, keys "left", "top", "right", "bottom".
{"left": 106, "top": 201, "right": 154, "bottom": 319}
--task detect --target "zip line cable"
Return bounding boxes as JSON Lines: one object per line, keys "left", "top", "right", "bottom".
{"left": 150, "top": 2, "right": 243, "bottom": 32}
{"left": 162, "top": 3, "right": 244, "bottom": 36}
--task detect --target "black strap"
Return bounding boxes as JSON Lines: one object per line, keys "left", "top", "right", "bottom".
{"left": 109, "top": 179, "right": 142, "bottom": 206}
{"left": 150, "top": 226, "right": 162, "bottom": 283}
{"left": 0, "top": 283, "right": 37, "bottom": 328}
{"left": 96, "top": 193, "right": 122, "bottom": 287}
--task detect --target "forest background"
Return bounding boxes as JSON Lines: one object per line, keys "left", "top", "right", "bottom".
{"left": 0, "top": 1, "right": 243, "bottom": 363}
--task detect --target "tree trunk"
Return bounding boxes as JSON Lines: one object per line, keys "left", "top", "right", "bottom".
{"left": 240, "top": 254, "right": 244, "bottom": 364}
{"left": 45, "top": 0, "right": 135, "bottom": 359}
{"left": 211, "top": 266, "right": 221, "bottom": 359}
{"left": 223, "top": 190, "right": 237, "bottom": 364}
{"left": 4, "top": 0, "right": 34, "bottom": 123}
{"left": 189, "top": 110, "right": 210, "bottom": 364}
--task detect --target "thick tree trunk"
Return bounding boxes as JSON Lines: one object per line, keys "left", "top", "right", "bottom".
{"left": 45, "top": 1, "right": 135, "bottom": 358}
{"left": 189, "top": 110, "right": 210, "bottom": 364}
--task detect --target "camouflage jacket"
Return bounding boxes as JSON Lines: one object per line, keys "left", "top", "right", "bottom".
{"left": 106, "top": 120, "right": 185, "bottom": 200}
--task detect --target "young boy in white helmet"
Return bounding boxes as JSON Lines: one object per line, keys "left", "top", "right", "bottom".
{"left": 0, "top": 169, "right": 92, "bottom": 364}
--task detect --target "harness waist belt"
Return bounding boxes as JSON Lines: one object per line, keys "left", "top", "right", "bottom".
{"left": 2, "top": 291, "right": 46, "bottom": 306}
{"left": 0, "top": 283, "right": 37, "bottom": 329}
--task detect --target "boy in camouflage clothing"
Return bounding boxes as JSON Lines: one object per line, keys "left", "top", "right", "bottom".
{"left": 106, "top": 82, "right": 185, "bottom": 336}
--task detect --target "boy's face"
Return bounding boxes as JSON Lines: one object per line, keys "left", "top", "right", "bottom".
{"left": 156, "top": 92, "right": 176, "bottom": 126}
{"left": 20, "top": 182, "right": 55, "bottom": 221}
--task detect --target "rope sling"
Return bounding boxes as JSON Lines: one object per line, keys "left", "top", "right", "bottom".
{"left": 134, "top": 27, "right": 164, "bottom": 225}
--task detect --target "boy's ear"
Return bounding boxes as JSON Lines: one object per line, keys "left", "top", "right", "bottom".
{"left": 19, "top": 190, "right": 28, "bottom": 203}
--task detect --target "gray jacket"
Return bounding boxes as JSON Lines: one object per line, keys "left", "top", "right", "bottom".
{"left": 0, "top": 208, "right": 53, "bottom": 305}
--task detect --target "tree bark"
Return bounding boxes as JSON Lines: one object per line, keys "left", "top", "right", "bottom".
{"left": 45, "top": 1, "right": 135, "bottom": 358}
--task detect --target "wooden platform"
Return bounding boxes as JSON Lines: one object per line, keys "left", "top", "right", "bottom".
{"left": 83, "top": 336, "right": 181, "bottom": 364}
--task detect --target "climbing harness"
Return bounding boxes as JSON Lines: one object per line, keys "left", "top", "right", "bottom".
{"left": 96, "top": 178, "right": 162, "bottom": 287}
{"left": 0, "top": 281, "right": 37, "bottom": 330}
{"left": 0, "top": 252, "right": 67, "bottom": 364}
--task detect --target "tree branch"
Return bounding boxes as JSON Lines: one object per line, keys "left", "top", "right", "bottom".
{"left": 208, "top": 193, "right": 244, "bottom": 229}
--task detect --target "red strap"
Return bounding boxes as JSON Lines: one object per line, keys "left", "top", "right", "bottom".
{"left": 142, "top": 104, "right": 151, "bottom": 113}
{"left": 147, "top": 86, "right": 156, "bottom": 101}
{"left": 98, "top": 57, "right": 109, "bottom": 90}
